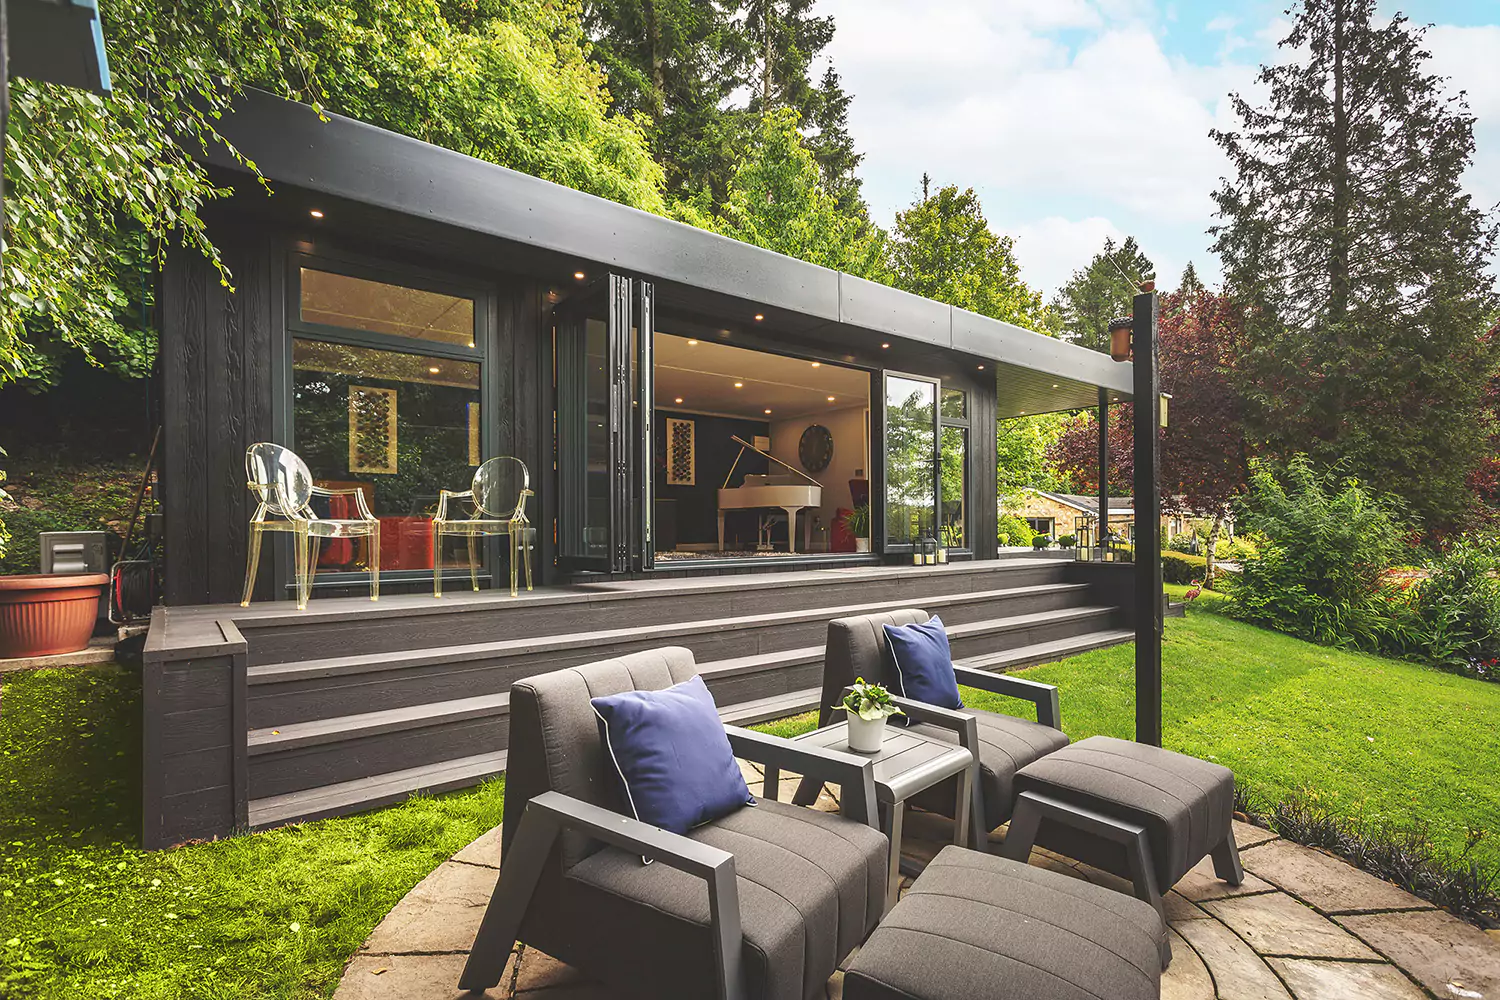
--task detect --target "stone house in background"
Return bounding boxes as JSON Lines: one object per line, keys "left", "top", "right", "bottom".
{"left": 1012, "top": 489, "right": 1200, "bottom": 545}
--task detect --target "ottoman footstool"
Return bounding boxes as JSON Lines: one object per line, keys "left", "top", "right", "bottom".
{"left": 1001, "top": 735, "right": 1243, "bottom": 921}
{"left": 843, "top": 845, "right": 1167, "bottom": 1000}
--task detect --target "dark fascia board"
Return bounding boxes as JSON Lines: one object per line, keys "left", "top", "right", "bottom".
{"left": 955, "top": 307, "right": 1132, "bottom": 396}
{"left": 205, "top": 89, "right": 1132, "bottom": 396}
{"left": 7, "top": 0, "right": 112, "bottom": 93}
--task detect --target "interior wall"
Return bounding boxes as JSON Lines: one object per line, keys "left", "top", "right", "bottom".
{"left": 653, "top": 410, "right": 769, "bottom": 549}
{"left": 768, "top": 405, "right": 869, "bottom": 547}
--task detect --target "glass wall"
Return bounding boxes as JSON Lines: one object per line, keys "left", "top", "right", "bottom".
{"left": 884, "top": 374, "right": 937, "bottom": 547}
{"left": 291, "top": 265, "right": 484, "bottom": 577}
{"left": 940, "top": 388, "right": 969, "bottom": 551}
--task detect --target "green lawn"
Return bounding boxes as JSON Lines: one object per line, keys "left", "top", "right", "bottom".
{"left": 5, "top": 597, "right": 1500, "bottom": 997}
{"left": 0, "top": 665, "right": 505, "bottom": 1000}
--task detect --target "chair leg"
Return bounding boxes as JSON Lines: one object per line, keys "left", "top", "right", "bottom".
{"left": 468, "top": 534, "right": 480, "bottom": 592}
{"left": 241, "top": 527, "right": 263, "bottom": 607}
{"left": 293, "top": 531, "right": 310, "bottom": 611}
{"left": 999, "top": 793, "right": 1043, "bottom": 864}
{"left": 791, "top": 775, "right": 823, "bottom": 807}
{"left": 433, "top": 526, "right": 444, "bottom": 598}
{"left": 1211, "top": 829, "right": 1245, "bottom": 886}
{"left": 508, "top": 531, "right": 520, "bottom": 597}
{"left": 521, "top": 530, "right": 533, "bottom": 592}
{"left": 303, "top": 536, "right": 321, "bottom": 610}
{"left": 368, "top": 528, "right": 381, "bottom": 601}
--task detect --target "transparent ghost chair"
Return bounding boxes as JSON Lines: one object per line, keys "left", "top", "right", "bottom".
{"left": 241, "top": 443, "right": 381, "bottom": 610}
{"left": 432, "top": 456, "right": 535, "bottom": 598}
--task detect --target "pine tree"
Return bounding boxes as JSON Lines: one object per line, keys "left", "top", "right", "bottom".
{"left": 1177, "top": 262, "right": 1206, "bottom": 297}
{"left": 1049, "top": 236, "right": 1155, "bottom": 352}
{"left": 580, "top": 0, "right": 750, "bottom": 202}
{"left": 1210, "top": 0, "right": 1499, "bottom": 529}
{"left": 805, "top": 62, "right": 864, "bottom": 214}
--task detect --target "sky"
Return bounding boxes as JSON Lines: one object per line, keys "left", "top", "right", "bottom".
{"left": 811, "top": 0, "right": 1500, "bottom": 297}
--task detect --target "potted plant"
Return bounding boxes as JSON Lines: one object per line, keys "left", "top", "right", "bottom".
{"left": 837, "top": 677, "right": 903, "bottom": 753}
{"left": 0, "top": 573, "right": 110, "bottom": 659}
{"left": 844, "top": 504, "right": 871, "bottom": 553}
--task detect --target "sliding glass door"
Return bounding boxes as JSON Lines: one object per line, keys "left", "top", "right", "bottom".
{"left": 883, "top": 373, "right": 939, "bottom": 549}
{"left": 553, "top": 274, "right": 654, "bottom": 574}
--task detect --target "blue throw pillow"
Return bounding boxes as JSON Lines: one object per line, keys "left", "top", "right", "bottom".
{"left": 591, "top": 674, "right": 754, "bottom": 835}
{"left": 882, "top": 616, "right": 963, "bottom": 713}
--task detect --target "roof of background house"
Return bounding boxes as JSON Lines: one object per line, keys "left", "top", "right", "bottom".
{"left": 1026, "top": 490, "right": 1135, "bottom": 516}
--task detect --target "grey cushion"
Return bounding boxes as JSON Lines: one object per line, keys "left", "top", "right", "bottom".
{"left": 561, "top": 798, "right": 887, "bottom": 1000}
{"left": 820, "top": 609, "right": 1070, "bottom": 828}
{"left": 1014, "top": 735, "right": 1236, "bottom": 888}
{"left": 844, "top": 846, "right": 1164, "bottom": 1000}
{"left": 907, "top": 711, "right": 1071, "bottom": 828}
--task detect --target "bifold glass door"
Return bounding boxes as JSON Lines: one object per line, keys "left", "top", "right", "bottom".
{"left": 553, "top": 274, "right": 653, "bottom": 574}
{"left": 883, "top": 373, "right": 939, "bottom": 549}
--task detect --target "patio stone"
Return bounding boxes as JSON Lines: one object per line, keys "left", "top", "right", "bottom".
{"left": 511, "top": 945, "right": 590, "bottom": 991}
{"left": 1265, "top": 957, "right": 1426, "bottom": 1000}
{"left": 1338, "top": 909, "right": 1500, "bottom": 999}
{"left": 1164, "top": 890, "right": 1211, "bottom": 924}
{"left": 1161, "top": 928, "right": 1215, "bottom": 1000}
{"left": 1234, "top": 819, "right": 1280, "bottom": 848}
{"left": 335, "top": 954, "right": 504, "bottom": 999}
{"left": 1240, "top": 837, "right": 1431, "bottom": 914}
{"left": 1174, "top": 916, "right": 1292, "bottom": 999}
{"left": 362, "top": 861, "right": 496, "bottom": 955}
{"left": 1204, "top": 893, "right": 1380, "bottom": 960}
{"left": 1174, "top": 854, "right": 1276, "bottom": 902}
{"left": 451, "top": 826, "right": 503, "bottom": 869}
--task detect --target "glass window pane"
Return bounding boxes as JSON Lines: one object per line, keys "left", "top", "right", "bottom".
{"left": 300, "top": 268, "right": 475, "bottom": 347}
{"left": 292, "top": 339, "right": 482, "bottom": 574}
{"left": 885, "top": 376, "right": 936, "bottom": 546}
{"left": 941, "top": 388, "right": 967, "bottom": 420}
{"left": 941, "top": 426, "right": 966, "bottom": 549}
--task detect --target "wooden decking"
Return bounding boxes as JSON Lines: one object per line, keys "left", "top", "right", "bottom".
{"left": 142, "top": 559, "right": 1138, "bottom": 847}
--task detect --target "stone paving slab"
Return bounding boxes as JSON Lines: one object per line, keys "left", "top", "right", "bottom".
{"left": 452, "top": 828, "right": 503, "bottom": 869}
{"left": 1233, "top": 819, "right": 1280, "bottom": 849}
{"left": 1173, "top": 916, "right": 1292, "bottom": 999}
{"left": 1339, "top": 908, "right": 1500, "bottom": 999}
{"left": 1161, "top": 928, "right": 1215, "bottom": 999}
{"left": 1241, "top": 837, "right": 1434, "bottom": 914}
{"left": 1175, "top": 854, "right": 1277, "bottom": 903}
{"left": 1203, "top": 892, "right": 1381, "bottom": 960}
{"left": 338, "top": 954, "right": 506, "bottom": 1000}
{"left": 1265, "top": 957, "right": 1426, "bottom": 1000}
{"left": 361, "top": 861, "right": 496, "bottom": 956}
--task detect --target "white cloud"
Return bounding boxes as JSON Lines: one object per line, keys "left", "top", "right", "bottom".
{"left": 1008, "top": 216, "right": 1126, "bottom": 294}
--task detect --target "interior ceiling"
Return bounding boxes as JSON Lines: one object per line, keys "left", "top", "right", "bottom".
{"left": 655, "top": 333, "right": 869, "bottom": 420}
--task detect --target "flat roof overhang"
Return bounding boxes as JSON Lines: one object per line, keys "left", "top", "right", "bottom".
{"left": 200, "top": 89, "right": 1132, "bottom": 417}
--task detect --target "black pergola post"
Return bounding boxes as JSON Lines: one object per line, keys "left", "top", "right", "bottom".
{"left": 1132, "top": 290, "right": 1163, "bottom": 746}
{"left": 1097, "top": 386, "right": 1109, "bottom": 555}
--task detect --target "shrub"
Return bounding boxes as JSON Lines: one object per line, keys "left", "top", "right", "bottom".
{"left": 1168, "top": 533, "right": 1199, "bottom": 554}
{"left": 1031, "top": 535, "right": 1051, "bottom": 550}
{"left": 996, "top": 514, "right": 1033, "bottom": 548}
{"left": 1228, "top": 456, "right": 1412, "bottom": 649}
{"left": 1223, "top": 535, "right": 1259, "bottom": 562}
{"left": 1403, "top": 538, "right": 1500, "bottom": 679}
{"left": 1162, "top": 551, "right": 1208, "bottom": 584}
{"left": 1056, "top": 533, "right": 1077, "bottom": 548}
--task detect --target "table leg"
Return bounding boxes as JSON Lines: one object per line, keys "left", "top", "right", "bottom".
{"left": 953, "top": 765, "right": 973, "bottom": 849}
{"left": 717, "top": 512, "right": 725, "bottom": 552}
{"left": 762, "top": 765, "right": 780, "bottom": 803}
{"left": 782, "top": 507, "right": 799, "bottom": 554}
{"left": 882, "top": 800, "right": 904, "bottom": 913}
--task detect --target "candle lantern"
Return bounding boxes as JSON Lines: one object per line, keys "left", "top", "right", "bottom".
{"left": 1108, "top": 317, "right": 1134, "bottom": 363}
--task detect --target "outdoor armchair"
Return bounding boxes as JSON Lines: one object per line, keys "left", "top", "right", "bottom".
{"left": 797, "top": 609, "right": 1069, "bottom": 848}
{"left": 432, "top": 455, "right": 534, "bottom": 598}
{"left": 240, "top": 442, "right": 379, "bottom": 610}
{"left": 460, "top": 647, "right": 888, "bottom": 1000}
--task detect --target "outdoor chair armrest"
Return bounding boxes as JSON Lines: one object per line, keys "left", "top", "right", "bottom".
{"left": 310, "top": 485, "right": 376, "bottom": 520}
{"left": 434, "top": 488, "right": 474, "bottom": 523}
{"left": 952, "top": 665, "right": 1062, "bottom": 730}
{"left": 725, "top": 725, "right": 879, "bottom": 830}
{"left": 459, "top": 790, "right": 746, "bottom": 1000}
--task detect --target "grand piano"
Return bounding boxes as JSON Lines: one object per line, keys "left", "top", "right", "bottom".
{"left": 717, "top": 435, "right": 823, "bottom": 554}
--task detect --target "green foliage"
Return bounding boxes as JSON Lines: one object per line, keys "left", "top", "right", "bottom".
{"left": 886, "top": 182, "right": 1047, "bottom": 328}
{"left": 1405, "top": 538, "right": 1500, "bottom": 678}
{"left": 843, "top": 503, "right": 870, "bottom": 539}
{"left": 996, "top": 513, "right": 1034, "bottom": 548}
{"left": 1049, "top": 235, "right": 1155, "bottom": 352}
{"left": 1031, "top": 534, "right": 1051, "bottom": 550}
{"left": 996, "top": 413, "right": 1074, "bottom": 507}
{"left": 0, "top": 456, "right": 153, "bottom": 574}
{"left": 3, "top": 0, "right": 666, "bottom": 389}
{"left": 705, "top": 108, "right": 887, "bottom": 279}
{"left": 838, "top": 677, "right": 904, "bottom": 722}
{"left": 1163, "top": 551, "right": 1209, "bottom": 584}
{"left": 1057, "top": 533, "right": 1077, "bottom": 549}
{"left": 1210, "top": 0, "right": 1500, "bottom": 531}
{"left": 1229, "top": 455, "right": 1412, "bottom": 649}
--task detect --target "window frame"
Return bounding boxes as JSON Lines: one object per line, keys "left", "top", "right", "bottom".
{"left": 278, "top": 250, "right": 498, "bottom": 592}
{"left": 938, "top": 386, "right": 971, "bottom": 555}
{"left": 880, "top": 370, "right": 942, "bottom": 554}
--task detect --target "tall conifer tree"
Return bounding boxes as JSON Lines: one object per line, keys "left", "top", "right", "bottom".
{"left": 1210, "top": 0, "right": 1499, "bottom": 528}
{"left": 1050, "top": 236, "right": 1155, "bottom": 352}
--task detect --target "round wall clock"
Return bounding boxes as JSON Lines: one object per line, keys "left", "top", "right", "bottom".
{"left": 798, "top": 424, "right": 834, "bottom": 473}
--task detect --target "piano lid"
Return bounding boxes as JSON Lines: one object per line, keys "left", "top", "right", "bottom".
{"left": 721, "top": 434, "right": 822, "bottom": 489}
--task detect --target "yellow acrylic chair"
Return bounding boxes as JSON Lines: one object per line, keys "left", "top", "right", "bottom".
{"left": 432, "top": 456, "right": 534, "bottom": 598}
{"left": 241, "top": 443, "right": 381, "bottom": 610}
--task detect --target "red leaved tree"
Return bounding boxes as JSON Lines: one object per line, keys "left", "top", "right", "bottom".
{"left": 1049, "top": 289, "right": 1249, "bottom": 585}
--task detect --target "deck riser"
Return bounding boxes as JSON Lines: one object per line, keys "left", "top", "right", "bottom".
{"left": 247, "top": 588, "right": 1093, "bottom": 726}
{"left": 241, "top": 563, "right": 1071, "bottom": 665}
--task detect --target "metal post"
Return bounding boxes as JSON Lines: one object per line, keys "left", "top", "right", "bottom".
{"left": 1, "top": 0, "right": 9, "bottom": 295}
{"left": 1097, "top": 386, "right": 1109, "bottom": 558}
{"left": 1132, "top": 291, "right": 1163, "bottom": 746}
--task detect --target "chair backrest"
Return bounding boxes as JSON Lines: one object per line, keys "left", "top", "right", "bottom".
{"left": 817, "top": 608, "right": 929, "bottom": 727}
{"left": 472, "top": 455, "right": 531, "bottom": 519}
{"left": 503, "top": 647, "right": 700, "bottom": 868}
{"left": 245, "top": 443, "right": 314, "bottom": 517}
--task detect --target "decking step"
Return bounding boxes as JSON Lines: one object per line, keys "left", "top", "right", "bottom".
{"left": 719, "top": 687, "right": 822, "bottom": 727}
{"left": 248, "top": 750, "right": 509, "bottom": 829}
{"left": 248, "top": 691, "right": 510, "bottom": 753}
{"left": 958, "top": 628, "right": 1135, "bottom": 673}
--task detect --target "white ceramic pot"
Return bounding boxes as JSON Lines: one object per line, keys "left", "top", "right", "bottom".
{"left": 846, "top": 713, "right": 887, "bottom": 753}
{"left": 855, "top": 538, "right": 871, "bottom": 553}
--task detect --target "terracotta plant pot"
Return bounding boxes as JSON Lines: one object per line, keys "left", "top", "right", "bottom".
{"left": 0, "top": 574, "right": 109, "bottom": 659}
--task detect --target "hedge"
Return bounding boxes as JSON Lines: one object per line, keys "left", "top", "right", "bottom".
{"left": 1162, "top": 551, "right": 1209, "bottom": 584}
